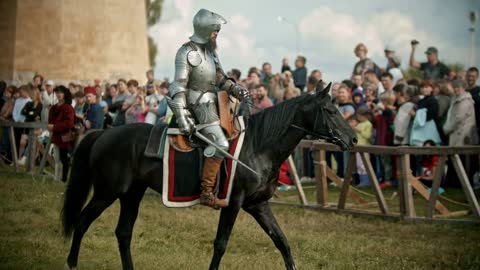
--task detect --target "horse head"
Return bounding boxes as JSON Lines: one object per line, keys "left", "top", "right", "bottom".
{"left": 300, "top": 81, "right": 357, "bottom": 150}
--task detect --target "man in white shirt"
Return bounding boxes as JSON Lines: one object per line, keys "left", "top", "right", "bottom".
{"left": 41, "top": 80, "right": 58, "bottom": 122}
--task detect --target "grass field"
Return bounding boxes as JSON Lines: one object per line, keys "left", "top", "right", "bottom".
{"left": 1, "top": 170, "right": 480, "bottom": 270}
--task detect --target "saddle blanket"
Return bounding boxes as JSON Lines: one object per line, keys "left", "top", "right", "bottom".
{"left": 162, "top": 117, "right": 246, "bottom": 207}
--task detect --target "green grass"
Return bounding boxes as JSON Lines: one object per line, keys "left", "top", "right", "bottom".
{"left": 1, "top": 171, "right": 480, "bottom": 270}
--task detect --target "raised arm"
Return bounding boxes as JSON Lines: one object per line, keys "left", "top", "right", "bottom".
{"left": 409, "top": 43, "right": 421, "bottom": 69}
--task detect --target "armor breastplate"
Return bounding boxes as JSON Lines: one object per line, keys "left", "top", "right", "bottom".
{"left": 186, "top": 44, "right": 218, "bottom": 106}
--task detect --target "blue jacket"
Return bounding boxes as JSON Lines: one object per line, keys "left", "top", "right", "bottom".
{"left": 86, "top": 103, "right": 104, "bottom": 129}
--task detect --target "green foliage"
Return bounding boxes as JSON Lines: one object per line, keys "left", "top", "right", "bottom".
{"left": 148, "top": 36, "right": 157, "bottom": 68}
{"left": 145, "top": 0, "right": 163, "bottom": 27}
{"left": 145, "top": 0, "right": 163, "bottom": 67}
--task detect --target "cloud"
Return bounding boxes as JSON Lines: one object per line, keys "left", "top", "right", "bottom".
{"left": 297, "top": 7, "right": 472, "bottom": 81}
{"left": 148, "top": 2, "right": 263, "bottom": 80}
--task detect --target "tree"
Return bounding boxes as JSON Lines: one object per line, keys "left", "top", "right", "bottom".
{"left": 145, "top": 0, "right": 163, "bottom": 67}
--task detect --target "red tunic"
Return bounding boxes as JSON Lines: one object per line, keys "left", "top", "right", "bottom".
{"left": 48, "top": 103, "right": 75, "bottom": 149}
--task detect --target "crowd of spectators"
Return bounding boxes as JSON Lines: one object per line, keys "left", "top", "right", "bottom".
{"left": 0, "top": 40, "right": 479, "bottom": 190}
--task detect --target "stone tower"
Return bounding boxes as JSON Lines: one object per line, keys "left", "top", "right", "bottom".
{"left": 0, "top": 0, "right": 150, "bottom": 84}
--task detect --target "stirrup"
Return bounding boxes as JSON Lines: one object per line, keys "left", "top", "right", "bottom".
{"left": 200, "top": 193, "right": 228, "bottom": 209}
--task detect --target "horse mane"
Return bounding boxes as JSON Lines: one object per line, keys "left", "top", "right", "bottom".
{"left": 246, "top": 94, "right": 311, "bottom": 152}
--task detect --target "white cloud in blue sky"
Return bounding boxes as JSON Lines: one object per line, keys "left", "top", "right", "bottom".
{"left": 149, "top": 0, "right": 480, "bottom": 82}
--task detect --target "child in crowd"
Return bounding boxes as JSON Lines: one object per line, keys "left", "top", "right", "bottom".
{"left": 415, "top": 140, "right": 444, "bottom": 194}
{"left": 374, "top": 91, "right": 396, "bottom": 188}
{"left": 348, "top": 107, "right": 373, "bottom": 187}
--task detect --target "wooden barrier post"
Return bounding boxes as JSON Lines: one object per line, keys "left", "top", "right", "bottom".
{"left": 337, "top": 153, "right": 356, "bottom": 210}
{"left": 286, "top": 155, "right": 308, "bottom": 205}
{"left": 360, "top": 152, "right": 388, "bottom": 214}
{"left": 426, "top": 156, "right": 446, "bottom": 218}
{"left": 8, "top": 126, "right": 19, "bottom": 172}
{"left": 314, "top": 149, "right": 328, "bottom": 207}
{"left": 398, "top": 154, "right": 415, "bottom": 218}
{"left": 451, "top": 154, "right": 480, "bottom": 217}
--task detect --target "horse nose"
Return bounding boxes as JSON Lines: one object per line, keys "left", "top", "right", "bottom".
{"left": 351, "top": 137, "right": 358, "bottom": 145}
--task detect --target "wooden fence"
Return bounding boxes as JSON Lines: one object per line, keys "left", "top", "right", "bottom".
{"left": 0, "top": 121, "right": 54, "bottom": 178}
{"left": 279, "top": 140, "right": 480, "bottom": 223}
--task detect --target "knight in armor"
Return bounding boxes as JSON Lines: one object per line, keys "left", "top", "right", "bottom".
{"left": 166, "top": 9, "right": 251, "bottom": 209}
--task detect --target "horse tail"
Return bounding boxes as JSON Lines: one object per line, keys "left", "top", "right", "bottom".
{"left": 61, "top": 130, "right": 103, "bottom": 238}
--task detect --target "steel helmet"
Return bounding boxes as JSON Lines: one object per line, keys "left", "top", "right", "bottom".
{"left": 189, "top": 9, "right": 227, "bottom": 44}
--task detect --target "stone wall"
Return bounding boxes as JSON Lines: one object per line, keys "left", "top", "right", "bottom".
{"left": 0, "top": 0, "right": 150, "bottom": 84}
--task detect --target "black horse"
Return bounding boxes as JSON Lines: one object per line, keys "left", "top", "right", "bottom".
{"left": 62, "top": 83, "right": 357, "bottom": 270}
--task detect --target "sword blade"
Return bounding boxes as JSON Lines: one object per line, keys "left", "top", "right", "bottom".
{"left": 194, "top": 131, "right": 260, "bottom": 176}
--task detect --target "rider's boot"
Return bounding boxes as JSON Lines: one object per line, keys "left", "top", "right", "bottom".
{"left": 200, "top": 157, "right": 228, "bottom": 209}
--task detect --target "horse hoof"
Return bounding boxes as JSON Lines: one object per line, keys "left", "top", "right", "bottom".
{"left": 65, "top": 263, "right": 77, "bottom": 270}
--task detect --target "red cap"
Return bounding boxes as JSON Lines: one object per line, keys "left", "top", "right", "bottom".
{"left": 84, "top": 86, "right": 97, "bottom": 96}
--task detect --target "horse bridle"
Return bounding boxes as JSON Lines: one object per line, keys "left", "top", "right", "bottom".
{"left": 290, "top": 106, "right": 342, "bottom": 144}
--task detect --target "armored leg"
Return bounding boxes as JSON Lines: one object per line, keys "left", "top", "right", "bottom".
{"left": 199, "top": 125, "right": 229, "bottom": 209}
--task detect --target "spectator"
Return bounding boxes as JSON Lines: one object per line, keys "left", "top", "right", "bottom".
{"left": 41, "top": 80, "right": 58, "bottom": 122}
{"left": 48, "top": 86, "right": 75, "bottom": 182}
{"left": 393, "top": 84, "right": 416, "bottom": 145}
{"left": 13, "top": 85, "right": 32, "bottom": 124}
{"left": 384, "top": 46, "right": 395, "bottom": 71}
{"left": 352, "top": 43, "right": 381, "bottom": 78}
{"left": 352, "top": 73, "right": 364, "bottom": 91}
{"left": 412, "top": 80, "right": 445, "bottom": 144}
{"left": 112, "top": 79, "right": 130, "bottom": 126}
{"left": 435, "top": 80, "right": 453, "bottom": 126}
{"left": 21, "top": 89, "right": 43, "bottom": 123}
{"left": 365, "top": 70, "right": 385, "bottom": 98}
{"left": 230, "top": 69, "right": 242, "bottom": 82}
{"left": 293, "top": 56, "right": 307, "bottom": 91}
{"left": 330, "top": 82, "right": 340, "bottom": 103}
{"left": 0, "top": 81, "right": 6, "bottom": 111}
{"left": 310, "top": 69, "right": 322, "bottom": 82}
{"left": 388, "top": 56, "right": 404, "bottom": 85}
{"left": 352, "top": 88, "right": 366, "bottom": 109}
{"left": 305, "top": 76, "right": 318, "bottom": 95}
{"left": 0, "top": 86, "right": 17, "bottom": 121}
{"left": 32, "top": 74, "right": 44, "bottom": 92}
{"left": 409, "top": 44, "right": 449, "bottom": 80}
{"left": 145, "top": 69, "right": 155, "bottom": 95}
{"left": 144, "top": 80, "right": 165, "bottom": 125}
{"left": 261, "top": 62, "right": 275, "bottom": 86}
{"left": 350, "top": 107, "right": 373, "bottom": 187}
{"left": 126, "top": 93, "right": 147, "bottom": 124}
{"left": 466, "top": 67, "right": 480, "bottom": 139}
{"left": 272, "top": 70, "right": 294, "bottom": 103}
{"left": 252, "top": 84, "right": 273, "bottom": 114}
{"left": 336, "top": 84, "right": 356, "bottom": 119}
{"left": 415, "top": 140, "right": 444, "bottom": 193}
{"left": 363, "top": 82, "right": 378, "bottom": 109}
{"left": 104, "top": 84, "right": 118, "bottom": 109}
{"left": 284, "top": 87, "right": 301, "bottom": 100}
{"left": 155, "top": 81, "right": 170, "bottom": 124}
{"left": 381, "top": 72, "right": 394, "bottom": 93}
{"left": 84, "top": 87, "right": 104, "bottom": 129}
{"left": 443, "top": 80, "right": 478, "bottom": 146}
{"left": 246, "top": 68, "right": 261, "bottom": 87}
{"left": 281, "top": 57, "right": 291, "bottom": 73}
{"left": 374, "top": 91, "right": 396, "bottom": 186}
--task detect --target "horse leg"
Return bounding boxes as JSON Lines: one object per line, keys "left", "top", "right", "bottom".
{"left": 243, "top": 201, "right": 297, "bottom": 270}
{"left": 208, "top": 200, "right": 243, "bottom": 270}
{"left": 66, "top": 196, "right": 115, "bottom": 269}
{"left": 115, "top": 184, "right": 147, "bottom": 270}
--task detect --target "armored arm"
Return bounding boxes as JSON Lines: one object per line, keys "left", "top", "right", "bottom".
{"left": 213, "top": 52, "right": 251, "bottom": 103}
{"left": 167, "top": 46, "right": 195, "bottom": 134}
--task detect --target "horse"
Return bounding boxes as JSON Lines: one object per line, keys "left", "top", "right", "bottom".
{"left": 62, "top": 82, "right": 357, "bottom": 270}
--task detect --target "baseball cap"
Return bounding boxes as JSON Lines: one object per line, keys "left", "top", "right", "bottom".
{"left": 425, "top": 47, "right": 438, "bottom": 55}
{"left": 45, "top": 80, "right": 55, "bottom": 86}
{"left": 384, "top": 45, "right": 394, "bottom": 52}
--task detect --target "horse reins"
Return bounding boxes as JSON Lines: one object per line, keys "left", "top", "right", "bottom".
{"left": 290, "top": 107, "right": 341, "bottom": 144}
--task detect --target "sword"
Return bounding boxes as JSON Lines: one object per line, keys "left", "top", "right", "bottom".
{"left": 194, "top": 131, "right": 261, "bottom": 176}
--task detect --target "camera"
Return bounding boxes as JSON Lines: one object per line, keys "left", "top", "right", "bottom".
{"left": 411, "top": 39, "right": 419, "bottom": 46}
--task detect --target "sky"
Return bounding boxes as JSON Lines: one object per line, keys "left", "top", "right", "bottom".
{"left": 149, "top": 0, "right": 480, "bottom": 83}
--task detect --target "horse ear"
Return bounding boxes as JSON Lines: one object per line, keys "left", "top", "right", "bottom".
{"left": 315, "top": 81, "right": 331, "bottom": 98}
